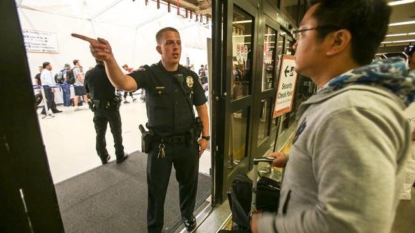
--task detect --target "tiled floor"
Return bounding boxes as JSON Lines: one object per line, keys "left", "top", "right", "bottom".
{"left": 37, "top": 93, "right": 211, "bottom": 184}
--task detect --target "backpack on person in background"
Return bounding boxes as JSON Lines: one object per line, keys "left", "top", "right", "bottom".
{"left": 55, "top": 71, "right": 64, "bottom": 84}
{"left": 66, "top": 68, "right": 75, "bottom": 84}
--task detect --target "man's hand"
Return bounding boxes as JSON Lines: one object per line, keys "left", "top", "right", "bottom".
{"left": 198, "top": 139, "right": 208, "bottom": 157}
{"left": 269, "top": 151, "right": 288, "bottom": 167}
{"left": 71, "top": 33, "right": 113, "bottom": 62}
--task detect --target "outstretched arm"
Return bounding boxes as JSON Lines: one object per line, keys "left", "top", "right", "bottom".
{"left": 71, "top": 33, "right": 137, "bottom": 91}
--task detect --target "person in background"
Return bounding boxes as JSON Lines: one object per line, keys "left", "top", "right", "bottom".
{"left": 121, "top": 64, "right": 136, "bottom": 103}
{"left": 198, "top": 65, "right": 207, "bottom": 85}
{"left": 72, "top": 59, "right": 89, "bottom": 111}
{"left": 84, "top": 59, "right": 128, "bottom": 165}
{"left": 34, "top": 65, "right": 43, "bottom": 86}
{"left": 402, "top": 44, "right": 415, "bottom": 200}
{"left": 73, "top": 26, "right": 210, "bottom": 233}
{"left": 251, "top": 1, "right": 415, "bottom": 233}
{"left": 34, "top": 65, "right": 43, "bottom": 107}
{"left": 59, "top": 64, "right": 72, "bottom": 106}
{"left": 40, "top": 62, "right": 62, "bottom": 115}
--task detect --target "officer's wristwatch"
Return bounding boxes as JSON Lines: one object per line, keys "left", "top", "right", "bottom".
{"left": 201, "top": 136, "right": 210, "bottom": 141}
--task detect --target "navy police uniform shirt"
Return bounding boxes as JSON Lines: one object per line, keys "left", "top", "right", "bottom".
{"left": 129, "top": 61, "right": 207, "bottom": 137}
{"left": 85, "top": 64, "right": 117, "bottom": 100}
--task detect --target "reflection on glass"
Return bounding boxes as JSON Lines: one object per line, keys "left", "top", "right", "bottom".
{"left": 262, "top": 26, "right": 277, "bottom": 91}
{"left": 257, "top": 99, "right": 272, "bottom": 145}
{"left": 280, "top": 0, "right": 300, "bottom": 25}
{"left": 231, "top": 7, "right": 253, "bottom": 100}
{"left": 275, "top": 35, "right": 284, "bottom": 88}
{"left": 228, "top": 107, "right": 249, "bottom": 169}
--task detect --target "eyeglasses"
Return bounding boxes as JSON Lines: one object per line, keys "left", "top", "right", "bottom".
{"left": 291, "top": 25, "right": 340, "bottom": 40}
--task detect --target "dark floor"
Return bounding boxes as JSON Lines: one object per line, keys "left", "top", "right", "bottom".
{"left": 55, "top": 151, "right": 211, "bottom": 233}
{"left": 391, "top": 188, "right": 415, "bottom": 233}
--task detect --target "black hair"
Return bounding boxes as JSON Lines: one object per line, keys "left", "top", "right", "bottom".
{"left": 308, "top": 0, "right": 391, "bottom": 65}
{"left": 42, "top": 62, "right": 50, "bottom": 69}
{"left": 155, "top": 27, "right": 180, "bottom": 45}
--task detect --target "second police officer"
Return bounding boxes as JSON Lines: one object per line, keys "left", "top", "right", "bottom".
{"left": 84, "top": 59, "right": 129, "bottom": 165}
{"left": 73, "top": 27, "right": 210, "bottom": 233}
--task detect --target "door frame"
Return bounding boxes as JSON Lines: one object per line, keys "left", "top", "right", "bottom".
{"left": 0, "top": 0, "right": 64, "bottom": 232}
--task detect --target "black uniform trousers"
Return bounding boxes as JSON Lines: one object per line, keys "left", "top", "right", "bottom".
{"left": 93, "top": 108, "right": 124, "bottom": 160}
{"left": 41, "top": 86, "right": 58, "bottom": 114}
{"left": 147, "top": 141, "right": 199, "bottom": 233}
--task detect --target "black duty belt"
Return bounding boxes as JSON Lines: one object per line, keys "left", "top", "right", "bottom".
{"left": 153, "top": 134, "right": 187, "bottom": 144}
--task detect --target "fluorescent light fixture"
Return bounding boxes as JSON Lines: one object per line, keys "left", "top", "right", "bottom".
{"left": 233, "top": 35, "right": 252, "bottom": 37}
{"left": 233, "top": 20, "right": 252, "bottom": 24}
{"left": 385, "top": 33, "right": 407, "bottom": 37}
{"left": 388, "top": 0, "right": 415, "bottom": 6}
{"left": 409, "top": 32, "right": 415, "bottom": 35}
{"left": 393, "top": 39, "right": 415, "bottom": 43}
{"left": 389, "top": 20, "right": 415, "bottom": 26}
{"left": 381, "top": 39, "right": 415, "bottom": 44}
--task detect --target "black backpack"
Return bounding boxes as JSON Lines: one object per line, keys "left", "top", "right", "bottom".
{"left": 55, "top": 71, "right": 64, "bottom": 84}
{"left": 66, "top": 68, "right": 75, "bottom": 84}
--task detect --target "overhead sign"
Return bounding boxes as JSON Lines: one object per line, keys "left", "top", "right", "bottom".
{"left": 22, "top": 30, "right": 59, "bottom": 54}
{"left": 273, "top": 55, "right": 298, "bottom": 117}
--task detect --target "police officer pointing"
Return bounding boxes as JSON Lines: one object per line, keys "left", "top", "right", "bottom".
{"left": 73, "top": 27, "right": 210, "bottom": 233}
{"left": 84, "top": 60, "right": 129, "bottom": 165}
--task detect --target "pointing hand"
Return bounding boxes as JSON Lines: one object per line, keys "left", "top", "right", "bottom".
{"left": 71, "top": 33, "right": 113, "bottom": 62}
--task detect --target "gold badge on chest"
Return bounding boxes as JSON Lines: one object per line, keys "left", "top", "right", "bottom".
{"left": 186, "top": 76, "right": 194, "bottom": 88}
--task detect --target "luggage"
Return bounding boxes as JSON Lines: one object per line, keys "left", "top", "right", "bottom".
{"left": 226, "top": 157, "right": 281, "bottom": 231}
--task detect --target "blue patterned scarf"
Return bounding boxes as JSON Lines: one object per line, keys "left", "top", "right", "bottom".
{"left": 319, "top": 58, "right": 415, "bottom": 106}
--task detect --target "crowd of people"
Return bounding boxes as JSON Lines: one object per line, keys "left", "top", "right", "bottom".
{"left": 33, "top": 60, "right": 151, "bottom": 114}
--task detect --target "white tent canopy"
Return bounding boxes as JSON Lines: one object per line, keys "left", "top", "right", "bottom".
{"left": 16, "top": 0, "right": 211, "bottom": 79}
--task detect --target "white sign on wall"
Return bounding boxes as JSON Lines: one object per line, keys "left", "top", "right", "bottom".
{"left": 22, "top": 30, "right": 59, "bottom": 54}
{"left": 273, "top": 55, "right": 298, "bottom": 117}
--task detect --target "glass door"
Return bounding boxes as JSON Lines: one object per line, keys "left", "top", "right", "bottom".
{"left": 217, "top": 0, "right": 259, "bottom": 201}
{"left": 251, "top": 17, "right": 281, "bottom": 158}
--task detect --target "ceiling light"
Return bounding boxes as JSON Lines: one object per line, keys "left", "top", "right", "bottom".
{"left": 385, "top": 33, "right": 407, "bottom": 37}
{"left": 392, "top": 39, "right": 415, "bottom": 43}
{"left": 388, "top": 0, "right": 415, "bottom": 6}
{"left": 232, "top": 20, "right": 252, "bottom": 24}
{"left": 389, "top": 20, "right": 415, "bottom": 26}
{"left": 381, "top": 39, "right": 415, "bottom": 44}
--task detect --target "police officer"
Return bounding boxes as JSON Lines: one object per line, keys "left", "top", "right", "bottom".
{"left": 73, "top": 27, "right": 210, "bottom": 233}
{"left": 84, "top": 59, "right": 129, "bottom": 165}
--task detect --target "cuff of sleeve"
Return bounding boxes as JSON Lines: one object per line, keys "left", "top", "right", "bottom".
{"left": 258, "top": 213, "right": 278, "bottom": 233}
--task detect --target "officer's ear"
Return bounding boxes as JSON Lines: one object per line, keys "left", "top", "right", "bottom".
{"left": 156, "top": 45, "right": 162, "bottom": 55}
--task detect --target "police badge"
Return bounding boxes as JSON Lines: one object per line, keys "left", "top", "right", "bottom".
{"left": 186, "top": 76, "right": 194, "bottom": 88}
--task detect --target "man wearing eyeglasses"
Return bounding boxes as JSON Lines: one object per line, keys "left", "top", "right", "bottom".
{"left": 252, "top": 1, "right": 415, "bottom": 233}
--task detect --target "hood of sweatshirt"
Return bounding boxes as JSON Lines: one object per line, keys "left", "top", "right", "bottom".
{"left": 305, "top": 58, "right": 415, "bottom": 107}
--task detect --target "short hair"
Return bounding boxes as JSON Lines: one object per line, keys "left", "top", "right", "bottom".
{"left": 201, "top": 65, "right": 204, "bottom": 67}
{"left": 155, "top": 27, "right": 180, "bottom": 45}
{"left": 308, "top": 0, "right": 391, "bottom": 65}
{"left": 42, "top": 62, "right": 50, "bottom": 69}
{"left": 122, "top": 64, "right": 128, "bottom": 68}
{"left": 73, "top": 59, "right": 79, "bottom": 65}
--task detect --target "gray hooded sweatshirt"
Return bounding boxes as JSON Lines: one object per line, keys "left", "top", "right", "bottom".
{"left": 259, "top": 58, "right": 415, "bottom": 233}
